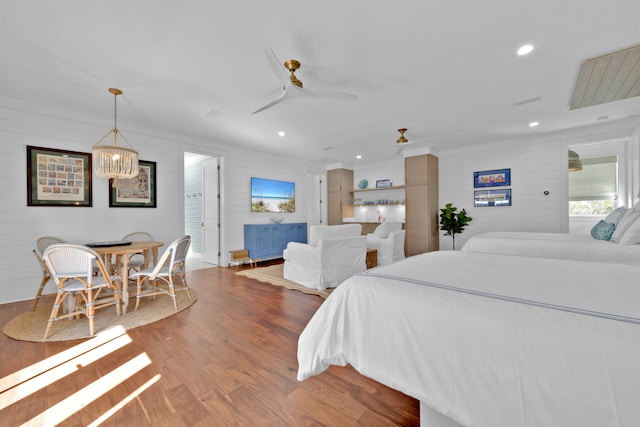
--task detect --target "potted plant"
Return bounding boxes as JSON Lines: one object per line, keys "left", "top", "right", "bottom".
{"left": 439, "top": 203, "right": 473, "bottom": 250}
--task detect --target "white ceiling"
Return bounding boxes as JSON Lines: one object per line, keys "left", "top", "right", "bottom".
{"left": 2, "top": 1, "right": 640, "bottom": 167}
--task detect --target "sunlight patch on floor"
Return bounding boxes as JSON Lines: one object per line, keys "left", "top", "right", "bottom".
{"left": 0, "top": 325, "right": 160, "bottom": 426}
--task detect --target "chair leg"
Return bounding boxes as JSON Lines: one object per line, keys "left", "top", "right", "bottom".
{"left": 114, "top": 285, "right": 122, "bottom": 317}
{"left": 44, "top": 291, "right": 65, "bottom": 340}
{"left": 86, "top": 289, "right": 95, "bottom": 336}
{"left": 32, "top": 274, "right": 50, "bottom": 311}
{"left": 135, "top": 277, "right": 144, "bottom": 311}
{"left": 169, "top": 281, "right": 178, "bottom": 311}
{"left": 179, "top": 272, "right": 192, "bottom": 302}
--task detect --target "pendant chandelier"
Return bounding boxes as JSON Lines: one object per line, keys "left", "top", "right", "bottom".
{"left": 93, "top": 88, "right": 139, "bottom": 187}
{"left": 568, "top": 149, "right": 583, "bottom": 172}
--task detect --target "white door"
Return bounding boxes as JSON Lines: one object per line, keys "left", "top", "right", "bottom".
{"left": 202, "top": 158, "right": 219, "bottom": 264}
{"left": 307, "top": 172, "right": 326, "bottom": 226}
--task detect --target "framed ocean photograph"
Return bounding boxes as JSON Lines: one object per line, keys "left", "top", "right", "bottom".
{"left": 250, "top": 177, "right": 295, "bottom": 213}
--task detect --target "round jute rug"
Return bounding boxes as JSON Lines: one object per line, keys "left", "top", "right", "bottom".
{"left": 3, "top": 289, "right": 197, "bottom": 342}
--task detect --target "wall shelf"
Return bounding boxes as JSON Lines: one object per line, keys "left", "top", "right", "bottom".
{"left": 350, "top": 185, "right": 405, "bottom": 193}
{"left": 355, "top": 202, "right": 405, "bottom": 206}
{"left": 352, "top": 186, "right": 405, "bottom": 206}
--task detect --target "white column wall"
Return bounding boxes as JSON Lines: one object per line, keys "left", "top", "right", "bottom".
{"left": 0, "top": 95, "right": 311, "bottom": 303}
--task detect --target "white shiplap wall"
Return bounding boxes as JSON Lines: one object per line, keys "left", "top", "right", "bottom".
{"left": 439, "top": 139, "right": 565, "bottom": 250}
{"left": 0, "top": 95, "right": 313, "bottom": 303}
{"left": 438, "top": 118, "right": 640, "bottom": 250}
{"left": 221, "top": 147, "right": 312, "bottom": 261}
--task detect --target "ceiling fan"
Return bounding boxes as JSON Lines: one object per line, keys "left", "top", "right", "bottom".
{"left": 395, "top": 128, "right": 456, "bottom": 154}
{"left": 395, "top": 128, "right": 432, "bottom": 145}
{"left": 252, "top": 47, "right": 358, "bottom": 114}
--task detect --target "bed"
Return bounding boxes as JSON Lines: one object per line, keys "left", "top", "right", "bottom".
{"left": 460, "top": 206, "right": 640, "bottom": 264}
{"left": 461, "top": 231, "right": 640, "bottom": 264}
{"left": 297, "top": 251, "right": 640, "bottom": 427}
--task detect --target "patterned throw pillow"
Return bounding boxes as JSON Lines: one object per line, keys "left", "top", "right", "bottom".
{"left": 590, "top": 220, "right": 616, "bottom": 241}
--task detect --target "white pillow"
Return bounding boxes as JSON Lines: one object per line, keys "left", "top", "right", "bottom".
{"left": 618, "top": 214, "right": 640, "bottom": 245}
{"left": 610, "top": 211, "right": 640, "bottom": 243}
{"left": 633, "top": 201, "right": 640, "bottom": 212}
{"left": 372, "top": 221, "right": 402, "bottom": 239}
{"left": 605, "top": 206, "right": 627, "bottom": 226}
{"left": 373, "top": 222, "right": 392, "bottom": 238}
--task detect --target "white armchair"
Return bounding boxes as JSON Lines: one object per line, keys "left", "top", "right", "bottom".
{"left": 283, "top": 224, "right": 367, "bottom": 290}
{"left": 366, "top": 221, "right": 406, "bottom": 266}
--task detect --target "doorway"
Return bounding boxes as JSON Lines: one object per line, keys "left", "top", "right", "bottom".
{"left": 184, "top": 152, "right": 221, "bottom": 267}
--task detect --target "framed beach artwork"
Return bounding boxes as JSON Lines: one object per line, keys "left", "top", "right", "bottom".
{"left": 376, "top": 179, "right": 392, "bottom": 188}
{"left": 473, "top": 168, "right": 511, "bottom": 188}
{"left": 474, "top": 189, "right": 512, "bottom": 207}
{"left": 250, "top": 177, "right": 295, "bottom": 213}
{"left": 109, "top": 160, "right": 157, "bottom": 208}
{"left": 27, "top": 145, "right": 92, "bottom": 207}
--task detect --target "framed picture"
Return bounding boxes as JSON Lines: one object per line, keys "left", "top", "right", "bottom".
{"left": 474, "top": 189, "right": 512, "bottom": 207}
{"left": 109, "top": 160, "right": 157, "bottom": 208}
{"left": 27, "top": 145, "right": 92, "bottom": 207}
{"left": 376, "top": 179, "right": 392, "bottom": 188}
{"left": 474, "top": 168, "right": 511, "bottom": 188}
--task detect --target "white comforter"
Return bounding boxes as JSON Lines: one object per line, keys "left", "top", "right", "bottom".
{"left": 462, "top": 231, "right": 640, "bottom": 264}
{"left": 297, "top": 251, "right": 640, "bottom": 427}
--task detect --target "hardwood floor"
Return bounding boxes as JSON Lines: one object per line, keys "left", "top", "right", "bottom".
{"left": 0, "top": 262, "right": 419, "bottom": 426}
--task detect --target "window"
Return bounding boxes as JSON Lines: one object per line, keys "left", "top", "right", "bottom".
{"left": 568, "top": 155, "right": 618, "bottom": 215}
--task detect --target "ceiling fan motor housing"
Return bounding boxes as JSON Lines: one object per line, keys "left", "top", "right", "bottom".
{"left": 284, "top": 59, "right": 303, "bottom": 88}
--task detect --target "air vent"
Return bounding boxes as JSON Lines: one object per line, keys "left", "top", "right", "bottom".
{"left": 570, "top": 44, "right": 640, "bottom": 110}
{"left": 513, "top": 96, "right": 542, "bottom": 106}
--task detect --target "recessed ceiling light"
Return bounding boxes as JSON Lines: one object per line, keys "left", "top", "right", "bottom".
{"left": 517, "top": 44, "right": 534, "bottom": 56}
{"left": 278, "top": 131, "right": 286, "bottom": 136}
{"left": 356, "top": 155, "right": 362, "bottom": 159}
{"left": 529, "top": 121, "right": 539, "bottom": 127}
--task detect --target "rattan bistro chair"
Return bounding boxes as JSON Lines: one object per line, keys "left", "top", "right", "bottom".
{"left": 42, "top": 244, "right": 121, "bottom": 339}
{"left": 122, "top": 231, "right": 155, "bottom": 274}
{"left": 32, "top": 236, "right": 66, "bottom": 311}
{"left": 130, "top": 235, "right": 192, "bottom": 312}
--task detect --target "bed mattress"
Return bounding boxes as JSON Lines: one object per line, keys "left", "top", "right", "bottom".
{"left": 297, "top": 251, "right": 640, "bottom": 427}
{"left": 461, "top": 231, "right": 640, "bottom": 264}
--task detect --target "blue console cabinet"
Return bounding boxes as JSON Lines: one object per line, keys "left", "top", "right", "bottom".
{"left": 244, "top": 223, "right": 307, "bottom": 260}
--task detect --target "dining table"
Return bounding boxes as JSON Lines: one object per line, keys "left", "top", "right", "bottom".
{"left": 88, "top": 240, "right": 164, "bottom": 315}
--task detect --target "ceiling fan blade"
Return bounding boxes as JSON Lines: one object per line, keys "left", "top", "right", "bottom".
{"left": 251, "top": 84, "right": 303, "bottom": 114}
{"left": 252, "top": 92, "right": 287, "bottom": 114}
{"left": 394, "top": 133, "right": 456, "bottom": 146}
{"left": 304, "top": 89, "right": 358, "bottom": 101}
{"left": 264, "top": 47, "right": 289, "bottom": 87}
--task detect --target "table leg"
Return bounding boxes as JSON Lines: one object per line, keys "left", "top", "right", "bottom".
{"left": 142, "top": 249, "right": 149, "bottom": 270}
